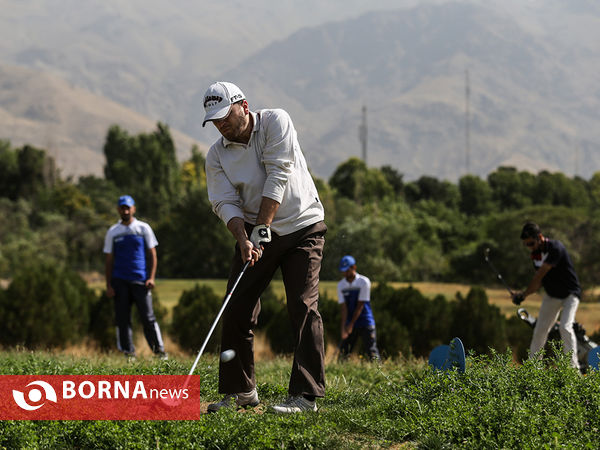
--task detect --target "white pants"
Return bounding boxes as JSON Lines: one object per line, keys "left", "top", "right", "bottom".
{"left": 530, "top": 293, "right": 580, "bottom": 369}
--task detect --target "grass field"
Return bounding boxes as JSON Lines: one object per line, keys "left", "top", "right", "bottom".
{"left": 4, "top": 278, "right": 600, "bottom": 447}
{"left": 1, "top": 349, "right": 600, "bottom": 448}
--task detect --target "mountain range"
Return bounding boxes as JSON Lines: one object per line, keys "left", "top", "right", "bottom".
{"left": 1, "top": 0, "right": 599, "bottom": 181}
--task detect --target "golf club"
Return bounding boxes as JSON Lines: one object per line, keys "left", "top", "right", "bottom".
{"left": 161, "top": 260, "right": 251, "bottom": 407}
{"left": 483, "top": 248, "right": 514, "bottom": 296}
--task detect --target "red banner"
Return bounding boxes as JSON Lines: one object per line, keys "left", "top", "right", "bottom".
{"left": 0, "top": 375, "right": 200, "bottom": 420}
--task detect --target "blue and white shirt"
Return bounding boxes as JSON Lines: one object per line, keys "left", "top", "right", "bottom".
{"left": 337, "top": 273, "right": 376, "bottom": 328}
{"left": 103, "top": 218, "right": 158, "bottom": 282}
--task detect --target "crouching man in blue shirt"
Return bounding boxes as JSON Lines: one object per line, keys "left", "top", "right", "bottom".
{"left": 337, "top": 255, "right": 380, "bottom": 361}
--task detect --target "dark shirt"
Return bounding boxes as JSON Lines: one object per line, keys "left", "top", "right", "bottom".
{"left": 531, "top": 238, "right": 581, "bottom": 299}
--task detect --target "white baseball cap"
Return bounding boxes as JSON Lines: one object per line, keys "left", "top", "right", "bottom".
{"left": 202, "top": 81, "right": 245, "bottom": 127}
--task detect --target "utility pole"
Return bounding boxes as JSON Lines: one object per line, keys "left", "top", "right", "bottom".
{"left": 465, "top": 69, "right": 471, "bottom": 174}
{"left": 359, "top": 105, "right": 367, "bottom": 165}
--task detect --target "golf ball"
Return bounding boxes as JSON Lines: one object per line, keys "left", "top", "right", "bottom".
{"left": 220, "top": 349, "right": 236, "bottom": 362}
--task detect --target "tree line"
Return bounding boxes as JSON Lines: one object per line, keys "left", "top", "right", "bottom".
{"left": 2, "top": 124, "right": 600, "bottom": 355}
{"left": 2, "top": 125, "right": 600, "bottom": 292}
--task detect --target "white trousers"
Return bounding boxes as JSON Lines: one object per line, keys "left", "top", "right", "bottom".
{"left": 530, "top": 293, "right": 580, "bottom": 369}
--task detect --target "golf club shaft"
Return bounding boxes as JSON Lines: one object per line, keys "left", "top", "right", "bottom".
{"left": 484, "top": 250, "right": 514, "bottom": 295}
{"left": 187, "top": 260, "right": 251, "bottom": 377}
{"left": 159, "top": 261, "right": 251, "bottom": 406}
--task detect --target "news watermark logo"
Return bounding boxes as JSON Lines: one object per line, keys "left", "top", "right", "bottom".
{"left": 12, "top": 380, "right": 58, "bottom": 411}
{"left": 0, "top": 375, "right": 200, "bottom": 420}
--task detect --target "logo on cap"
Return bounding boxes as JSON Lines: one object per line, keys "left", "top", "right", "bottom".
{"left": 204, "top": 95, "right": 223, "bottom": 107}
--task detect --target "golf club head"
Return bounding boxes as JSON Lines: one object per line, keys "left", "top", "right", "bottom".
{"left": 159, "top": 396, "right": 184, "bottom": 408}
{"left": 517, "top": 308, "right": 529, "bottom": 321}
{"left": 517, "top": 308, "right": 536, "bottom": 328}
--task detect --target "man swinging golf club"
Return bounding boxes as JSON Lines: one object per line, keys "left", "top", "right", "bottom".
{"left": 512, "top": 222, "right": 582, "bottom": 370}
{"left": 203, "top": 81, "right": 327, "bottom": 413}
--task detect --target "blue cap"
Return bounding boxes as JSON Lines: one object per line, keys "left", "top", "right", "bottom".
{"left": 339, "top": 255, "right": 356, "bottom": 272}
{"left": 118, "top": 195, "right": 135, "bottom": 207}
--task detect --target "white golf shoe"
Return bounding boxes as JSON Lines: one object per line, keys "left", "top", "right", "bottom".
{"left": 270, "top": 396, "right": 317, "bottom": 413}
{"left": 207, "top": 389, "right": 259, "bottom": 413}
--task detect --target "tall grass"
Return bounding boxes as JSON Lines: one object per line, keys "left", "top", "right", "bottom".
{"left": 1, "top": 348, "right": 599, "bottom": 448}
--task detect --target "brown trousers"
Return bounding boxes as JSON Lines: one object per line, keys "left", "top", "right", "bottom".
{"left": 218, "top": 221, "right": 327, "bottom": 397}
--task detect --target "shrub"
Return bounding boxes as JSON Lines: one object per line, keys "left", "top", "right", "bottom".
{"left": 254, "top": 284, "right": 280, "bottom": 330}
{"left": 261, "top": 285, "right": 298, "bottom": 355}
{"left": 264, "top": 306, "right": 295, "bottom": 354}
{"left": 88, "top": 291, "right": 115, "bottom": 351}
{"left": 170, "top": 281, "right": 313, "bottom": 355}
{"left": 375, "top": 284, "right": 453, "bottom": 357}
{"left": 450, "top": 286, "right": 508, "bottom": 355}
{"left": 87, "top": 289, "right": 167, "bottom": 352}
{"left": 0, "top": 259, "right": 94, "bottom": 348}
{"left": 170, "top": 284, "right": 223, "bottom": 353}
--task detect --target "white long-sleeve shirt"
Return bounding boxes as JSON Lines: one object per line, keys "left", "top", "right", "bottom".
{"left": 206, "top": 108, "right": 324, "bottom": 236}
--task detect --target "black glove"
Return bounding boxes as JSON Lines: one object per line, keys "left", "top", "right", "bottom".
{"left": 512, "top": 292, "right": 525, "bottom": 305}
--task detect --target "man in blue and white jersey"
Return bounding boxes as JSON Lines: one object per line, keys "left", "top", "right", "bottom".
{"left": 103, "top": 195, "right": 166, "bottom": 359}
{"left": 337, "top": 255, "right": 380, "bottom": 361}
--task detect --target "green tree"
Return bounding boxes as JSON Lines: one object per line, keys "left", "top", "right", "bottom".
{"left": 487, "top": 167, "right": 535, "bottom": 210}
{"left": 404, "top": 176, "right": 459, "bottom": 209}
{"left": 589, "top": 172, "right": 600, "bottom": 208}
{"left": 329, "top": 157, "right": 365, "bottom": 200}
{"left": 313, "top": 175, "right": 337, "bottom": 224}
{"left": 458, "top": 174, "right": 494, "bottom": 216}
{"left": 181, "top": 145, "right": 206, "bottom": 191}
{"left": 380, "top": 165, "right": 404, "bottom": 196}
{"left": 77, "top": 175, "right": 121, "bottom": 218}
{"left": 41, "top": 181, "right": 92, "bottom": 218}
{"left": 17, "top": 145, "right": 57, "bottom": 199}
{"left": 0, "top": 144, "right": 57, "bottom": 200}
{"left": 533, "top": 171, "right": 590, "bottom": 208}
{"left": 156, "top": 186, "right": 233, "bottom": 278}
{"left": 0, "top": 140, "right": 19, "bottom": 200}
{"left": 323, "top": 200, "right": 423, "bottom": 281}
{"left": 329, "top": 158, "right": 393, "bottom": 204}
{"left": 103, "top": 123, "right": 181, "bottom": 219}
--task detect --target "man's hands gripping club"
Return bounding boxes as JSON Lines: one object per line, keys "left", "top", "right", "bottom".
{"left": 250, "top": 224, "right": 271, "bottom": 255}
{"left": 228, "top": 220, "right": 272, "bottom": 266}
{"left": 240, "top": 224, "right": 271, "bottom": 265}
{"left": 512, "top": 291, "right": 525, "bottom": 305}
{"left": 226, "top": 197, "right": 279, "bottom": 266}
